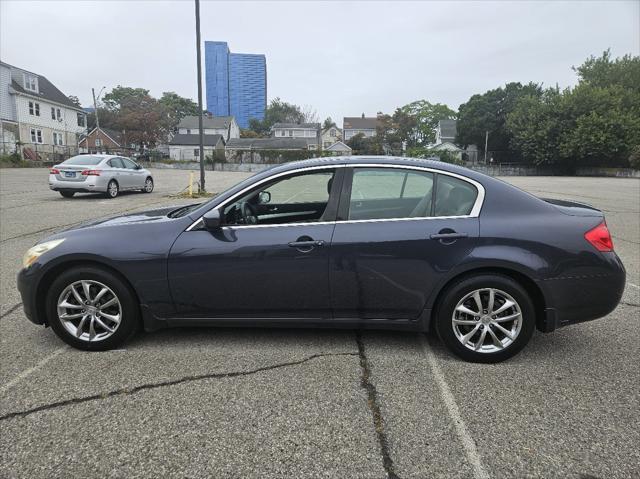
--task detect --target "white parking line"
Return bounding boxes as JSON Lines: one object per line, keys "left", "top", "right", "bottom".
{"left": 0, "top": 345, "right": 67, "bottom": 394}
{"left": 421, "top": 337, "right": 490, "bottom": 479}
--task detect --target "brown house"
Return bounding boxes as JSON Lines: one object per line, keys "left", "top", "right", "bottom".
{"left": 78, "top": 127, "right": 125, "bottom": 154}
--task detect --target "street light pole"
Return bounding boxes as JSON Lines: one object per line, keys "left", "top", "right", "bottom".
{"left": 92, "top": 88, "right": 100, "bottom": 130}
{"left": 194, "top": 0, "right": 206, "bottom": 192}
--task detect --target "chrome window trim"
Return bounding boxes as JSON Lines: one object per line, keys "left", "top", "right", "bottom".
{"left": 186, "top": 162, "right": 485, "bottom": 231}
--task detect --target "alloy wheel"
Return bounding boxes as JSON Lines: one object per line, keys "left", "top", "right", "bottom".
{"left": 56, "top": 280, "right": 122, "bottom": 342}
{"left": 108, "top": 181, "right": 118, "bottom": 197}
{"left": 144, "top": 178, "right": 153, "bottom": 192}
{"left": 451, "top": 288, "right": 522, "bottom": 353}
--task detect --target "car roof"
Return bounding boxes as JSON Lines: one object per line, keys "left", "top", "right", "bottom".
{"left": 265, "top": 155, "right": 491, "bottom": 183}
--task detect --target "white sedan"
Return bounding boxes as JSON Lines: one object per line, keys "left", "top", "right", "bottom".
{"left": 49, "top": 154, "right": 154, "bottom": 198}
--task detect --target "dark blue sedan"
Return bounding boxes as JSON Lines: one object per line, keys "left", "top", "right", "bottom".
{"left": 17, "top": 157, "right": 625, "bottom": 362}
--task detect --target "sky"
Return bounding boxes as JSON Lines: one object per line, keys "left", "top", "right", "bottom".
{"left": 1, "top": 0, "right": 638, "bottom": 124}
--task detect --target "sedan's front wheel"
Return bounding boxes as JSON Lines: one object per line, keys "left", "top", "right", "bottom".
{"left": 435, "top": 274, "right": 535, "bottom": 363}
{"left": 46, "top": 266, "right": 139, "bottom": 350}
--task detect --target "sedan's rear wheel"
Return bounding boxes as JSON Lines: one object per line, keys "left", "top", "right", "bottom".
{"left": 60, "top": 191, "right": 75, "bottom": 198}
{"left": 106, "top": 180, "right": 119, "bottom": 198}
{"left": 435, "top": 274, "right": 535, "bottom": 363}
{"left": 143, "top": 177, "right": 153, "bottom": 193}
{"left": 46, "top": 266, "right": 139, "bottom": 350}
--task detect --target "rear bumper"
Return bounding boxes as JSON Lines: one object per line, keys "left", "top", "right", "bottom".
{"left": 538, "top": 253, "right": 626, "bottom": 331}
{"left": 49, "top": 175, "right": 107, "bottom": 193}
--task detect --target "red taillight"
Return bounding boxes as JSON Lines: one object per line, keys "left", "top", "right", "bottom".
{"left": 584, "top": 221, "right": 614, "bottom": 252}
{"left": 81, "top": 169, "right": 101, "bottom": 176}
{"left": 50, "top": 168, "right": 60, "bottom": 174}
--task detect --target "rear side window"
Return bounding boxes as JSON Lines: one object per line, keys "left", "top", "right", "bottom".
{"left": 108, "top": 158, "right": 124, "bottom": 168}
{"left": 348, "top": 168, "right": 434, "bottom": 220}
{"left": 434, "top": 175, "right": 478, "bottom": 216}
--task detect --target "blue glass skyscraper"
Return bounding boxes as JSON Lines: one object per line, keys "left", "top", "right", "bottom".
{"left": 204, "top": 41, "right": 267, "bottom": 129}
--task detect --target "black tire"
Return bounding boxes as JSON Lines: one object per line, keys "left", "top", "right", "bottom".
{"left": 60, "top": 191, "right": 75, "bottom": 198}
{"left": 434, "top": 274, "right": 535, "bottom": 363}
{"left": 106, "top": 180, "right": 119, "bottom": 198}
{"left": 143, "top": 176, "right": 154, "bottom": 193}
{"left": 45, "top": 266, "right": 140, "bottom": 351}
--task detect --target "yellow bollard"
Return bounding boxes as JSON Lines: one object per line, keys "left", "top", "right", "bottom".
{"left": 188, "top": 172, "right": 194, "bottom": 197}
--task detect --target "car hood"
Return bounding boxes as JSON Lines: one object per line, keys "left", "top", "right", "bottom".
{"left": 56, "top": 206, "right": 180, "bottom": 233}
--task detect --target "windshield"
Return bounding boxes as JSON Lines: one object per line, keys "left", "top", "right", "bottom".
{"left": 61, "top": 155, "right": 104, "bottom": 166}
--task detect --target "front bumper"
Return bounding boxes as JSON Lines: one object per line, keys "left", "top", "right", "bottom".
{"left": 17, "top": 266, "right": 42, "bottom": 325}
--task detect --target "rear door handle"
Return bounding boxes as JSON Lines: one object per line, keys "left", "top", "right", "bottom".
{"left": 430, "top": 232, "right": 468, "bottom": 240}
{"left": 288, "top": 240, "right": 325, "bottom": 248}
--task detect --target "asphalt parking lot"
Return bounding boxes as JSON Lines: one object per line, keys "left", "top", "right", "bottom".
{"left": 1, "top": 168, "right": 638, "bottom": 478}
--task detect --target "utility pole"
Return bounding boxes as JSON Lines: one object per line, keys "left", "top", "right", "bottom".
{"left": 484, "top": 130, "right": 489, "bottom": 164}
{"left": 92, "top": 88, "right": 100, "bottom": 130}
{"left": 194, "top": 0, "right": 205, "bottom": 192}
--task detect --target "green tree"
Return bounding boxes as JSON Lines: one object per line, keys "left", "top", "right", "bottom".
{"left": 507, "top": 52, "right": 640, "bottom": 168}
{"left": 347, "top": 133, "right": 382, "bottom": 155}
{"left": 394, "top": 100, "right": 456, "bottom": 146}
{"left": 322, "top": 117, "right": 336, "bottom": 129}
{"left": 102, "top": 86, "right": 151, "bottom": 111}
{"left": 457, "top": 82, "right": 542, "bottom": 162}
{"left": 159, "top": 91, "right": 199, "bottom": 129}
{"left": 248, "top": 97, "right": 307, "bottom": 136}
{"left": 68, "top": 95, "right": 81, "bottom": 108}
{"left": 574, "top": 49, "right": 640, "bottom": 93}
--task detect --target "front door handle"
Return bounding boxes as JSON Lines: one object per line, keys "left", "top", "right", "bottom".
{"left": 430, "top": 232, "right": 468, "bottom": 240}
{"left": 288, "top": 240, "right": 325, "bottom": 248}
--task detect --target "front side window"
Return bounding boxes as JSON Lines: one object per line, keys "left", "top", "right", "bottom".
{"left": 222, "top": 169, "right": 336, "bottom": 226}
{"left": 121, "top": 158, "right": 137, "bottom": 169}
{"left": 348, "top": 168, "right": 435, "bottom": 220}
{"left": 434, "top": 175, "right": 478, "bottom": 217}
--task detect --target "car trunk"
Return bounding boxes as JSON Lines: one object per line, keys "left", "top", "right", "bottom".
{"left": 542, "top": 198, "right": 603, "bottom": 217}
{"left": 54, "top": 165, "right": 91, "bottom": 182}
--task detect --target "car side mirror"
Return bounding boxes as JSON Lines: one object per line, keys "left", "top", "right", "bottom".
{"left": 135, "top": 164, "right": 141, "bottom": 170}
{"left": 258, "top": 191, "right": 271, "bottom": 204}
{"left": 203, "top": 209, "right": 222, "bottom": 229}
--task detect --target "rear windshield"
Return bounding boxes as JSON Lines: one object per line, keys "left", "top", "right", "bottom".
{"left": 61, "top": 155, "right": 104, "bottom": 166}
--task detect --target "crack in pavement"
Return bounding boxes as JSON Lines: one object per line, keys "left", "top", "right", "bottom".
{"left": 620, "top": 301, "right": 640, "bottom": 308}
{"left": 0, "top": 303, "right": 22, "bottom": 319}
{"left": 0, "top": 352, "right": 358, "bottom": 422}
{"left": 356, "top": 331, "right": 400, "bottom": 479}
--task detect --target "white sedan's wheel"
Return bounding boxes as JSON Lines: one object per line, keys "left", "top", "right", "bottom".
{"left": 144, "top": 177, "right": 154, "bottom": 193}
{"left": 107, "top": 180, "right": 119, "bottom": 198}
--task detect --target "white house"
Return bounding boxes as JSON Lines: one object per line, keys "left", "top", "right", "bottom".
{"left": 270, "top": 123, "right": 320, "bottom": 150}
{"left": 176, "top": 115, "right": 239, "bottom": 142}
{"left": 324, "top": 141, "right": 352, "bottom": 156}
{"left": 0, "top": 61, "right": 87, "bottom": 160}
{"left": 435, "top": 119, "right": 457, "bottom": 145}
{"left": 343, "top": 114, "right": 378, "bottom": 141}
{"left": 320, "top": 125, "right": 342, "bottom": 150}
{"left": 168, "top": 134, "right": 225, "bottom": 162}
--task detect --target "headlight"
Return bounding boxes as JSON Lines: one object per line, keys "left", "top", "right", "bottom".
{"left": 22, "top": 239, "right": 65, "bottom": 268}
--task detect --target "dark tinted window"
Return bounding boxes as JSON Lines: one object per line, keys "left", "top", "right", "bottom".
{"left": 348, "top": 168, "right": 434, "bottom": 220}
{"left": 434, "top": 175, "right": 478, "bottom": 216}
{"left": 108, "top": 158, "right": 124, "bottom": 168}
{"left": 62, "top": 155, "right": 103, "bottom": 166}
